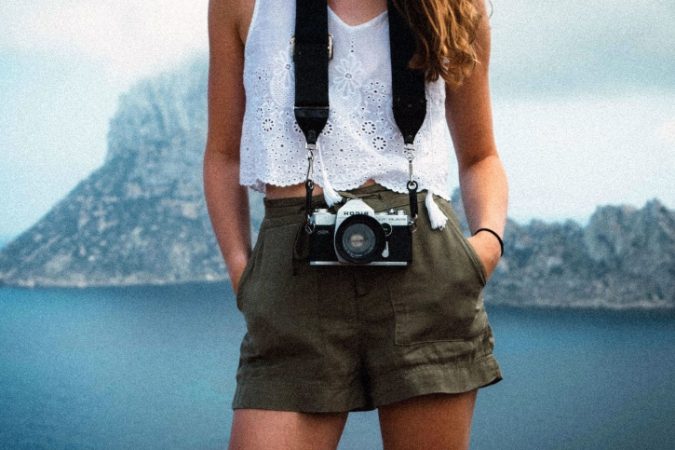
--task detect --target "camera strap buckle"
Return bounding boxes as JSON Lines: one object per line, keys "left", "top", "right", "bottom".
{"left": 305, "top": 142, "right": 316, "bottom": 181}
{"left": 404, "top": 142, "right": 416, "bottom": 181}
{"left": 290, "top": 34, "right": 333, "bottom": 61}
{"left": 304, "top": 142, "right": 317, "bottom": 234}
{"left": 404, "top": 143, "right": 419, "bottom": 227}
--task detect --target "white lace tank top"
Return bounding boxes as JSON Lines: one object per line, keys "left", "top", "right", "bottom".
{"left": 239, "top": 0, "right": 455, "bottom": 227}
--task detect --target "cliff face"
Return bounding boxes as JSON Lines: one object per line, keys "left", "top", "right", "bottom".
{"left": 1, "top": 55, "right": 673, "bottom": 309}
{"left": 0, "top": 55, "right": 263, "bottom": 287}
{"left": 454, "top": 195, "right": 674, "bottom": 309}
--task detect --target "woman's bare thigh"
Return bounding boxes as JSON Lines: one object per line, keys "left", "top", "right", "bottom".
{"left": 228, "top": 409, "right": 349, "bottom": 450}
{"left": 377, "top": 390, "right": 479, "bottom": 450}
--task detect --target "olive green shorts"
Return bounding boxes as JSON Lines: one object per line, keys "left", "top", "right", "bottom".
{"left": 233, "top": 182, "right": 503, "bottom": 413}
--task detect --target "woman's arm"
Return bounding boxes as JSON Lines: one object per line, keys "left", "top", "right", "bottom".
{"left": 445, "top": 0, "right": 508, "bottom": 281}
{"left": 203, "top": 0, "right": 251, "bottom": 295}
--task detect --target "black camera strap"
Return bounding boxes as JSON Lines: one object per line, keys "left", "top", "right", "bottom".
{"left": 386, "top": 0, "right": 427, "bottom": 218}
{"left": 293, "top": 0, "right": 427, "bottom": 230}
{"left": 293, "top": 0, "right": 330, "bottom": 228}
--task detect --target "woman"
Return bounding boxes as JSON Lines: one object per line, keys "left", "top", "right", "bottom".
{"left": 204, "top": 0, "right": 507, "bottom": 448}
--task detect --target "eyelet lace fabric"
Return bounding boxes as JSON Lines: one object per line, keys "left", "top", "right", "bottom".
{"left": 239, "top": 0, "right": 454, "bottom": 203}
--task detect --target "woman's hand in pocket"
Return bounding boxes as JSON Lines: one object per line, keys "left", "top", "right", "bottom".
{"left": 229, "top": 257, "right": 249, "bottom": 296}
{"left": 466, "top": 232, "right": 502, "bottom": 282}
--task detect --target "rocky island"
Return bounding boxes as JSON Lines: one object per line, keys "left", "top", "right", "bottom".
{"left": 1, "top": 55, "right": 673, "bottom": 310}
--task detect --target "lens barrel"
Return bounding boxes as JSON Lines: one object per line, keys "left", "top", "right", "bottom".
{"left": 334, "top": 215, "right": 386, "bottom": 264}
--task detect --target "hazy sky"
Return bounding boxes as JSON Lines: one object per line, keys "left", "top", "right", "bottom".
{"left": 1, "top": 0, "right": 674, "bottom": 237}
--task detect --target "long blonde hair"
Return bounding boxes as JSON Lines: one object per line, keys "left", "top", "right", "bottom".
{"left": 391, "top": 0, "right": 490, "bottom": 89}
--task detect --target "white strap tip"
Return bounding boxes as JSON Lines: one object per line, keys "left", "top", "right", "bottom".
{"left": 316, "top": 143, "right": 343, "bottom": 207}
{"left": 425, "top": 189, "right": 448, "bottom": 230}
{"left": 322, "top": 184, "right": 343, "bottom": 208}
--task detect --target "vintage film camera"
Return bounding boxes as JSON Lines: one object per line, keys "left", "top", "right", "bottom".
{"left": 308, "top": 198, "right": 412, "bottom": 266}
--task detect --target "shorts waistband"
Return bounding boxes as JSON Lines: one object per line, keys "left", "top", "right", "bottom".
{"left": 261, "top": 182, "right": 426, "bottom": 220}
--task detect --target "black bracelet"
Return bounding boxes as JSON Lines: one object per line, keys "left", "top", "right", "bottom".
{"left": 472, "top": 227, "right": 504, "bottom": 257}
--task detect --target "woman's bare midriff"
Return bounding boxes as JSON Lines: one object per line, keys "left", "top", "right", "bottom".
{"left": 264, "top": 178, "right": 378, "bottom": 200}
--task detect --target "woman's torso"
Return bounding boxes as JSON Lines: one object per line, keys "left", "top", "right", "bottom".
{"left": 236, "top": 0, "right": 454, "bottom": 201}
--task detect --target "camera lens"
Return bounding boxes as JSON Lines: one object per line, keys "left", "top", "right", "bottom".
{"left": 344, "top": 223, "right": 374, "bottom": 253}
{"left": 334, "top": 215, "right": 385, "bottom": 264}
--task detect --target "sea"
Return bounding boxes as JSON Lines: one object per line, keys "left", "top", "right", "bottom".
{"left": 1, "top": 282, "right": 674, "bottom": 450}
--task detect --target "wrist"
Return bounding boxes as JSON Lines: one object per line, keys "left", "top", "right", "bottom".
{"left": 472, "top": 227, "right": 504, "bottom": 257}
{"left": 228, "top": 252, "right": 250, "bottom": 277}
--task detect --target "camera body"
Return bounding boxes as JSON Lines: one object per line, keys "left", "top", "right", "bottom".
{"left": 308, "top": 198, "right": 412, "bottom": 266}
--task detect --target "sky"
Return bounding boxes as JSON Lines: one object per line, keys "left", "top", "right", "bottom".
{"left": 1, "top": 0, "right": 674, "bottom": 238}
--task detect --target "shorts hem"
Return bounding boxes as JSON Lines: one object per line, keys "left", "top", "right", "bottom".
{"left": 231, "top": 353, "right": 503, "bottom": 413}
{"left": 231, "top": 379, "right": 371, "bottom": 414}
{"left": 371, "top": 353, "right": 503, "bottom": 408}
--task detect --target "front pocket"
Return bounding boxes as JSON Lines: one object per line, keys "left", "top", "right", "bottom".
{"left": 240, "top": 222, "right": 324, "bottom": 363}
{"left": 235, "top": 228, "right": 266, "bottom": 312}
{"left": 386, "top": 195, "right": 488, "bottom": 345}
{"left": 235, "top": 258, "right": 254, "bottom": 309}
{"left": 435, "top": 197, "right": 487, "bottom": 287}
{"left": 447, "top": 224, "right": 487, "bottom": 287}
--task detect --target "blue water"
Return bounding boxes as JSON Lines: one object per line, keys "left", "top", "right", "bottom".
{"left": 1, "top": 284, "right": 674, "bottom": 450}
